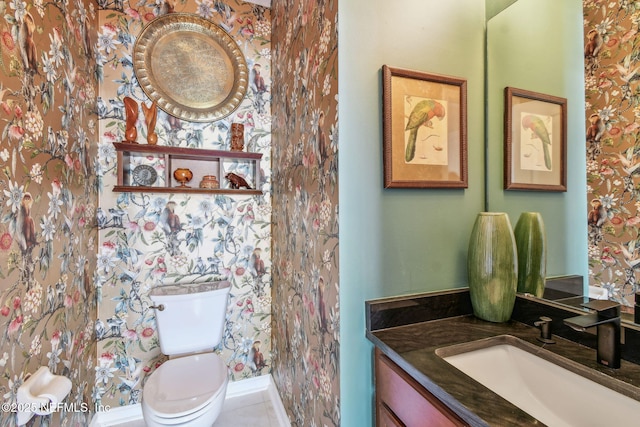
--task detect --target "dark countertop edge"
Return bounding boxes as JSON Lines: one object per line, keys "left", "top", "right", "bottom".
{"left": 366, "top": 277, "right": 585, "bottom": 333}
{"left": 367, "top": 289, "right": 640, "bottom": 426}
{"left": 366, "top": 287, "right": 473, "bottom": 331}
{"left": 369, "top": 316, "right": 640, "bottom": 426}
{"left": 367, "top": 327, "right": 489, "bottom": 427}
{"left": 368, "top": 317, "right": 538, "bottom": 426}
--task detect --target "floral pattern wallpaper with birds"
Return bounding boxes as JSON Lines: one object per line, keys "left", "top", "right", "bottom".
{"left": 96, "top": 0, "right": 272, "bottom": 409}
{"left": 584, "top": 0, "right": 640, "bottom": 308}
{"left": 271, "top": 0, "right": 340, "bottom": 425}
{"left": 0, "top": 0, "right": 338, "bottom": 424}
{"left": 0, "top": 0, "right": 99, "bottom": 425}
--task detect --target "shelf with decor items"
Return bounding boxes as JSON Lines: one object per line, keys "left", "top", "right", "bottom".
{"left": 113, "top": 142, "right": 263, "bottom": 195}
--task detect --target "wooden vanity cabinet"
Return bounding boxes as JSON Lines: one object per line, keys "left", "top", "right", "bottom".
{"left": 375, "top": 349, "right": 468, "bottom": 427}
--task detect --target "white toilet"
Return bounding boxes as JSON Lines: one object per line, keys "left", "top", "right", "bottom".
{"left": 142, "top": 281, "right": 231, "bottom": 427}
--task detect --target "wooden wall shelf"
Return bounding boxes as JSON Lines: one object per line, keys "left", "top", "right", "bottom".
{"left": 113, "top": 142, "right": 263, "bottom": 195}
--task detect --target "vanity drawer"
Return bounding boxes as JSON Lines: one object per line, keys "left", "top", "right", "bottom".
{"left": 375, "top": 349, "right": 467, "bottom": 427}
{"left": 378, "top": 402, "right": 405, "bottom": 427}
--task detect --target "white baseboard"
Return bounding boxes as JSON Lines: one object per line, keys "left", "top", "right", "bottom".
{"left": 266, "top": 375, "right": 291, "bottom": 427}
{"left": 90, "top": 374, "right": 290, "bottom": 427}
{"left": 89, "top": 403, "right": 142, "bottom": 427}
{"left": 226, "top": 373, "right": 272, "bottom": 398}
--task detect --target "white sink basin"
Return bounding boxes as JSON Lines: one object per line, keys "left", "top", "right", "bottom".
{"left": 436, "top": 335, "right": 640, "bottom": 426}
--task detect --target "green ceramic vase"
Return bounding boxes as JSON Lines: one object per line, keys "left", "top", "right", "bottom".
{"left": 467, "top": 212, "right": 518, "bottom": 322}
{"left": 514, "top": 212, "right": 547, "bottom": 298}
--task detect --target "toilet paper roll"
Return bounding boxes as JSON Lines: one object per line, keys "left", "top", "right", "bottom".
{"left": 33, "top": 376, "right": 72, "bottom": 415}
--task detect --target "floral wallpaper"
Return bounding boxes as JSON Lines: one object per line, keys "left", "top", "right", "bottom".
{"left": 271, "top": 0, "right": 340, "bottom": 425}
{"left": 96, "top": 0, "right": 272, "bottom": 409}
{"left": 0, "top": 0, "right": 99, "bottom": 425}
{"left": 584, "top": 0, "right": 640, "bottom": 308}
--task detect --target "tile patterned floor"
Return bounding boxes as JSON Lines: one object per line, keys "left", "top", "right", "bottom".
{"left": 110, "top": 389, "right": 282, "bottom": 427}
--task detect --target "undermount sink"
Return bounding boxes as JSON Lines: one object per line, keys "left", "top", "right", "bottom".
{"left": 436, "top": 335, "right": 640, "bottom": 426}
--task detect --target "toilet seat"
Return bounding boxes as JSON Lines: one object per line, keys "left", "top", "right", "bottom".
{"left": 142, "top": 353, "right": 228, "bottom": 419}
{"left": 144, "top": 401, "right": 214, "bottom": 426}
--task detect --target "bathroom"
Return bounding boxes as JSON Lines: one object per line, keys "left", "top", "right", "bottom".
{"left": 0, "top": 0, "right": 636, "bottom": 426}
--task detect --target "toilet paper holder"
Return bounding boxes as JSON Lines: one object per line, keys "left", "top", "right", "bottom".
{"left": 16, "top": 366, "right": 72, "bottom": 426}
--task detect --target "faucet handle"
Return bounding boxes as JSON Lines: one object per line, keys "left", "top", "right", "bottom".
{"left": 534, "top": 316, "right": 555, "bottom": 344}
{"left": 534, "top": 315, "right": 552, "bottom": 327}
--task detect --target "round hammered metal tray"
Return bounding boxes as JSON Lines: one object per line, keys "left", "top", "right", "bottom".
{"left": 133, "top": 13, "right": 248, "bottom": 122}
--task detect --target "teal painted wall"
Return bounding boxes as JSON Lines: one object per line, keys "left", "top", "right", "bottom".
{"left": 486, "top": 0, "right": 588, "bottom": 285}
{"left": 338, "top": 0, "right": 587, "bottom": 425}
{"left": 338, "top": 1, "right": 486, "bottom": 425}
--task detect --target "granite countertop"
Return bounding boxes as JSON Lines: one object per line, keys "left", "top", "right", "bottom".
{"left": 368, "top": 314, "right": 640, "bottom": 426}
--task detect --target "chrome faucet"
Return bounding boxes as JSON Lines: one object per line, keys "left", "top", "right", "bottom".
{"left": 564, "top": 300, "right": 621, "bottom": 369}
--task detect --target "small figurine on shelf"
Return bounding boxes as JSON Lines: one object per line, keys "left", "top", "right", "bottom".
{"left": 123, "top": 96, "right": 138, "bottom": 144}
{"left": 199, "top": 175, "right": 220, "bottom": 189}
{"left": 230, "top": 123, "right": 245, "bottom": 151}
{"left": 173, "top": 168, "right": 193, "bottom": 187}
{"left": 225, "top": 172, "right": 252, "bottom": 189}
{"left": 142, "top": 101, "right": 158, "bottom": 145}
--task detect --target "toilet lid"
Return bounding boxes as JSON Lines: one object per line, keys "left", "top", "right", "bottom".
{"left": 143, "top": 353, "right": 228, "bottom": 417}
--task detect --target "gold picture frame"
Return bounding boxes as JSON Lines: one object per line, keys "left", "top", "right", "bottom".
{"left": 133, "top": 13, "right": 248, "bottom": 122}
{"left": 382, "top": 65, "right": 468, "bottom": 188}
{"left": 504, "top": 87, "right": 567, "bottom": 192}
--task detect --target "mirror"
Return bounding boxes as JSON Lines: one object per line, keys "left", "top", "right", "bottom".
{"left": 485, "top": 1, "right": 592, "bottom": 312}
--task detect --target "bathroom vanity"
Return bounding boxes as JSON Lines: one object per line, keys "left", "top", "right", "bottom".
{"left": 366, "top": 289, "right": 640, "bottom": 426}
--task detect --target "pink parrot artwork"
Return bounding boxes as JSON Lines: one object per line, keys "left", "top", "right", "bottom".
{"left": 521, "top": 114, "right": 552, "bottom": 170}
{"left": 404, "top": 99, "right": 446, "bottom": 162}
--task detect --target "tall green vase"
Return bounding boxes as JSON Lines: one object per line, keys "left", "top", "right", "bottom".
{"left": 514, "top": 212, "right": 547, "bottom": 298}
{"left": 467, "top": 212, "right": 518, "bottom": 322}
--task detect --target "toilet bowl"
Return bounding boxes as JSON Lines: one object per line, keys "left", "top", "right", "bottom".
{"left": 142, "top": 281, "right": 231, "bottom": 427}
{"left": 142, "top": 353, "right": 229, "bottom": 427}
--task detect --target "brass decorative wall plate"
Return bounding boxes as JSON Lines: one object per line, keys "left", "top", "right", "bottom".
{"left": 133, "top": 13, "right": 248, "bottom": 122}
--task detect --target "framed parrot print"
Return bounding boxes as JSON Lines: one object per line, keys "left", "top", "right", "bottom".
{"left": 504, "top": 87, "right": 567, "bottom": 191}
{"left": 382, "top": 65, "right": 468, "bottom": 188}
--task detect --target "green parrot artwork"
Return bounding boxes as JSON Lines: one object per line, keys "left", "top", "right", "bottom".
{"left": 404, "top": 99, "right": 446, "bottom": 162}
{"left": 521, "top": 114, "right": 552, "bottom": 170}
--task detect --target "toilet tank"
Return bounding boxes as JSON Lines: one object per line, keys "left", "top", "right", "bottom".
{"left": 150, "top": 281, "right": 231, "bottom": 356}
